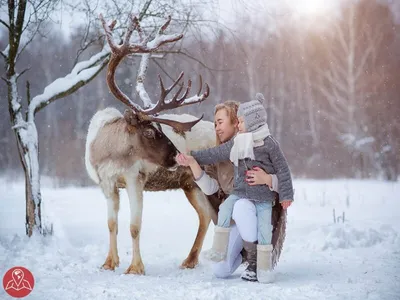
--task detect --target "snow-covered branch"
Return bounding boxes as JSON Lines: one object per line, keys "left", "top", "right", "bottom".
{"left": 28, "top": 48, "right": 111, "bottom": 121}
{"left": 133, "top": 18, "right": 183, "bottom": 109}
{"left": 2, "top": 44, "right": 10, "bottom": 60}
{"left": 136, "top": 53, "right": 152, "bottom": 109}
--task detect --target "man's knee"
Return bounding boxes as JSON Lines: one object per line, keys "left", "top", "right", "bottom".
{"left": 212, "top": 256, "right": 241, "bottom": 278}
{"left": 212, "top": 263, "right": 232, "bottom": 278}
{"left": 232, "top": 199, "right": 257, "bottom": 243}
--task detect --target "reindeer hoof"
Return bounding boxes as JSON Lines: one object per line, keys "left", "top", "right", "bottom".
{"left": 180, "top": 257, "right": 198, "bottom": 269}
{"left": 125, "top": 262, "right": 145, "bottom": 275}
{"left": 102, "top": 254, "right": 120, "bottom": 271}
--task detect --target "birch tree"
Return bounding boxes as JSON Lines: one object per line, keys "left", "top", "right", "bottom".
{"left": 1, "top": 0, "right": 109, "bottom": 236}
{"left": 315, "top": 0, "right": 394, "bottom": 177}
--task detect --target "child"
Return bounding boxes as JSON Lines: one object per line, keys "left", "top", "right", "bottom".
{"left": 176, "top": 93, "right": 294, "bottom": 283}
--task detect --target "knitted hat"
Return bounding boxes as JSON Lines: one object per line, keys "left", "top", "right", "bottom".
{"left": 237, "top": 93, "right": 267, "bottom": 132}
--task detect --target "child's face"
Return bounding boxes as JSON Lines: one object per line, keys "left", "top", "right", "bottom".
{"left": 238, "top": 116, "right": 246, "bottom": 133}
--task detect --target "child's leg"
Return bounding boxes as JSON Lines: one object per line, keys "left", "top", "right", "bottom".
{"left": 217, "top": 194, "right": 241, "bottom": 228}
{"left": 255, "top": 201, "right": 273, "bottom": 245}
{"left": 254, "top": 201, "right": 274, "bottom": 283}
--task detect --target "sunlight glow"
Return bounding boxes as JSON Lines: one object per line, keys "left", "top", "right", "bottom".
{"left": 293, "top": 0, "right": 331, "bottom": 16}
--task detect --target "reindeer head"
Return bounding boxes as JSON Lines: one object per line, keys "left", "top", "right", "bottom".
{"left": 122, "top": 109, "right": 178, "bottom": 169}
{"left": 100, "top": 14, "right": 209, "bottom": 170}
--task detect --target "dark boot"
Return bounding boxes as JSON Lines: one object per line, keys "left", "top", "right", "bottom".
{"left": 240, "top": 240, "right": 257, "bottom": 282}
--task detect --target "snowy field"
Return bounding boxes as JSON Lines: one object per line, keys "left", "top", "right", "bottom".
{"left": 1, "top": 178, "right": 399, "bottom": 300}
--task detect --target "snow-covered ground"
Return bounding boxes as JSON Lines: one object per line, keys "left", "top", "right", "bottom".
{"left": 1, "top": 178, "right": 399, "bottom": 300}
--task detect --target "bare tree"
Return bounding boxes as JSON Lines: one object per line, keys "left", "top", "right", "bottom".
{"left": 1, "top": 0, "right": 108, "bottom": 236}
{"left": 314, "top": 0, "right": 394, "bottom": 177}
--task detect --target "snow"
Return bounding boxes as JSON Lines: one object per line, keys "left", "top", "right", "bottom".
{"left": 355, "top": 136, "right": 375, "bottom": 149}
{"left": 9, "top": 75, "right": 23, "bottom": 125}
{"left": 136, "top": 53, "right": 153, "bottom": 109}
{"left": 146, "top": 33, "right": 183, "bottom": 49}
{"left": 22, "top": 122, "right": 41, "bottom": 209}
{"left": 139, "top": 91, "right": 209, "bottom": 115}
{"left": 181, "top": 93, "right": 210, "bottom": 105}
{"left": 0, "top": 179, "right": 399, "bottom": 300}
{"left": 70, "top": 48, "right": 110, "bottom": 76}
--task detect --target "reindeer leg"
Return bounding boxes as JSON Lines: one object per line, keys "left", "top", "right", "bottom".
{"left": 125, "top": 178, "right": 145, "bottom": 275}
{"left": 101, "top": 184, "right": 120, "bottom": 271}
{"left": 180, "top": 187, "right": 212, "bottom": 269}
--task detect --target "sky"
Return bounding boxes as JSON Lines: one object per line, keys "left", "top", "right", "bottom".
{"left": 216, "top": 0, "right": 343, "bottom": 25}
{"left": 41, "top": 0, "right": 345, "bottom": 38}
{"left": 1, "top": 0, "right": 398, "bottom": 42}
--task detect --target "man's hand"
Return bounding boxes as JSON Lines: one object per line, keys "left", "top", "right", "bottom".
{"left": 280, "top": 200, "right": 292, "bottom": 209}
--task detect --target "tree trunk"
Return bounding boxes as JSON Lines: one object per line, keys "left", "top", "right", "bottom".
{"left": 12, "top": 124, "right": 43, "bottom": 236}
{"left": 7, "top": 74, "right": 44, "bottom": 236}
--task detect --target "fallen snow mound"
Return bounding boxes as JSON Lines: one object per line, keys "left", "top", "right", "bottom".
{"left": 308, "top": 223, "right": 398, "bottom": 250}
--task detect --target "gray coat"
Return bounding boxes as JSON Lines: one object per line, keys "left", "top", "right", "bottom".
{"left": 191, "top": 136, "right": 294, "bottom": 202}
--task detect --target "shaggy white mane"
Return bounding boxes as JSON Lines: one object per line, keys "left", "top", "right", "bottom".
{"left": 85, "top": 107, "right": 123, "bottom": 183}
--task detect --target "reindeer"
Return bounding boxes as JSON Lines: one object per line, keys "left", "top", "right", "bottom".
{"left": 85, "top": 14, "right": 223, "bottom": 275}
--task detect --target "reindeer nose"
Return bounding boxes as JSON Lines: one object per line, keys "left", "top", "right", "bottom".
{"left": 166, "top": 140, "right": 180, "bottom": 153}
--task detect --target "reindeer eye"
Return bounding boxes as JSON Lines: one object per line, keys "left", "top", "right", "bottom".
{"left": 143, "top": 128, "right": 155, "bottom": 139}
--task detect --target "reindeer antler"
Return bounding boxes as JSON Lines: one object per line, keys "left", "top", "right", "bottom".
{"left": 100, "top": 14, "right": 210, "bottom": 132}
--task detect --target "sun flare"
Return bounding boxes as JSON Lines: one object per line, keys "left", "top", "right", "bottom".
{"left": 293, "top": 0, "right": 330, "bottom": 15}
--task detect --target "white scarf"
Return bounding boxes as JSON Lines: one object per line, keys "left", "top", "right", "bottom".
{"left": 229, "top": 124, "right": 271, "bottom": 166}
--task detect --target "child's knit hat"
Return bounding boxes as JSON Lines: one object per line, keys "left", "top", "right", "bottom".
{"left": 237, "top": 93, "right": 267, "bottom": 132}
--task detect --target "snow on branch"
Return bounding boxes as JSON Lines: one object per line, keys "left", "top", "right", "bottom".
{"left": 146, "top": 33, "right": 183, "bottom": 50}
{"left": 1, "top": 44, "right": 9, "bottom": 59}
{"left": 181, "top": 94, "right": 209, "bottom": 105}
{"left": 71, "top": 47, "right": 110, "bottom": 75}
{"left": 28, "top": 48, "right": 111, "bottom": 121}
{"left": 136, "top": 53, "right": 152, "bottom": 109}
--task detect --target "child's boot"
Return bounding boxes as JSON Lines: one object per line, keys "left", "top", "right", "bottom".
{"left": 257, "top": 244, "right": 274, "bottom": 283}
{"left": 203, "top": 226, "right": 230, "bottom": 262}
{"left": 240, "top": 240, "right": 258, "bottom": 282}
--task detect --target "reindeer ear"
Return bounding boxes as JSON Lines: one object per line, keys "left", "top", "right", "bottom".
{"left": 124, "top": 109, "right": 139, "bottom": 126}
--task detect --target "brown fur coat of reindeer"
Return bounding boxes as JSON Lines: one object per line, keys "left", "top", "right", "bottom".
{"left": 85, "top": 14, "right": 287, "bottom": 276}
